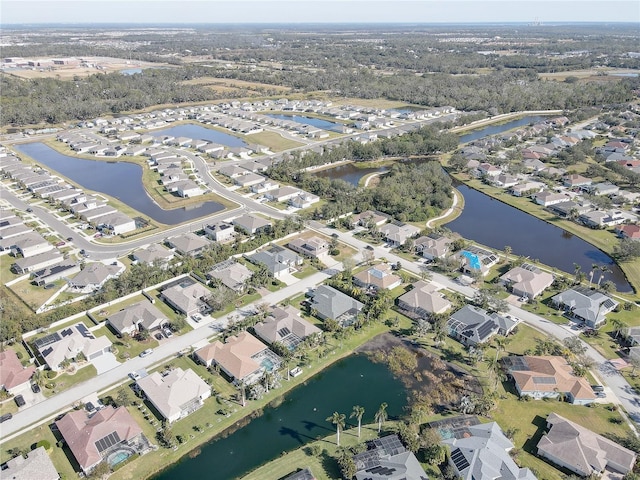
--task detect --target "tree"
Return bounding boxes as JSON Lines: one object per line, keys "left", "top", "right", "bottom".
{"left": 326, "top": 412, "right": 346, "bottom": 446}
{"left": 350, "top": 405, "right": 365, "bottom": 438}
{"left": 115, "top": 386, "right": 134, "bottom": 407}
{"left": 597, "top": 265, "right": 611, "bottom": 288}
{"left": 610, "top": 318, "right": 627, "bottom": 339}
{"left": 589, "top": 263, "right": 598, "bottom": 287}
{"left": 563, "top": 337, "right": 587, "bottom": 357}
{"left": 494, "top": 336, "right": 509, "bottom": 361}
{"left": 421, "top": 428, "right": 447, "bottom": 465}
{"left": 89, "top": 461, "right": 111, "bottom": 480}
{"left": 374, "top": 402, "right": 388, "bottom": 433}
{"left": 614, "top": 238, "right": 640, "bottom": 262}
{"left": 601, "top": 280, "right": 616, "bottom": 293}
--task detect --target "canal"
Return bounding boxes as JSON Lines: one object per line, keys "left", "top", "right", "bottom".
{"left": 267, "top": 114, "right": 344, "bottom": 132}
{"left": 14, "top": 143, "right": 225, "bottom": 225}
{"left": 150, "top": 124, "right": 250, "bottom": 147}
{"left": 152, "top": 354, "right": 406, "bottom": 480}
{"left": 310, "top": 115, "right": 631, "bottom": 291}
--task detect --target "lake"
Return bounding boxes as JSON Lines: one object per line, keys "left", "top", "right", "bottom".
{"left": 151, "top": 124, "right": 249, "bottom": 147}
{"left": 152, "top": 354, "right": 406, "bottom": 480}
{"left": 458, "top": 116, "right": 546, "bottom": 144}
{"left": 267, "top": 114, "right": 343, "bottom": 132}
{"left": 447, "top": 184, "right": 630, "bottom": 291}
{"left": 14, "top": 143, "right": 225, "bottom": 225}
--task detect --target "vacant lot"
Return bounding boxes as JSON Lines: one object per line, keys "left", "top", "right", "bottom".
{"left": 5, "top": 57, "right": 168, "bottom": 80}
{"left": 181, "top": 76, "right": 291, "bottom": 93}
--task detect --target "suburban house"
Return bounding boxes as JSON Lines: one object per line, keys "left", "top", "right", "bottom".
{"left": 204, "top": 221, "right": 237, "bottom": 243}
{"left": 353, "top": 435, "right": 429, "bottom": 480}
{"left": 499, "top": 264, "right": 554, "bottom": 299}
{"left": 283, "top": 467, "right": 316, "bottom": 480}
{"left": 56, "top": 406, "right": 148, "bottom": 475}
{"left": 0, "top": 349, "right": 35, "bottom": 394}
{"left": 289, "top": 192, "right": 320, "bottom": 209}
{"left": 0, "top": 446, "right": 59, "bottom": 480}
{"left": 510, "top": 181, "right": 545, "bottom": 197}
{"left": 31, "top": 260, "right": 81, "bottom": 286}
{"left": 447, "top": 305, "right": 500, "bottom": 345}
{"left": 442, "top": 422, "right": 536, "bottom": 480}
{"left": 353, "top": 263, "right": 402, "bottom": 291}
{"left": 194, "top": 331, "right": 280, "bottom": 385}
{"left": 253, "top": 305, "right": 322, "bottom": 349}
{"left": 563, "top": 174, "right": 592, "bottom": 188}
{"left": 455, "top": 247, "right": 499, "bottom": 277}
{"left": 166, "top": 233, "right": 211, "bottom": 257}
{"left": 206, "top": 259, "right": 252, "bottom": 292}
{"left": 106, "top": 301, "right": 167, "bottom": 337}
{"left": 68, "top": 262, "right": 124, "bottom": 293}
{"left": 413, "top": 233, "right": 452, "bottom": 260}
{"left": 397, "top": 280, "right": 452, "bottom": 317}
{"left": 246, "top": 244, "right": 303, "bottom": 279}
{"left": 287, "top": 236, "right": 329, "bottom": 259}
{"left": 35, "top": 323, "right": 112, "bottom": 371}
{"left": 136, "top": 368, "right": 211, "bottom": 423}
{"left": 616, "top": 224, "right": 640, "bottom": 241}
{"left": 132, "top": 243, "right": 175, "bottom": 266}
{"left": 537, "top": 413, "right": 636, "bottom": 476}
{"left": 534, "top": 191, "right": 569, "bottom": 207}
{"left": 309, "top": 285, "right": 364, "bottom": 326}
{"left": 351, "top": 210, "right": 389, "bottom": 228}
{"left": 232, "top": 214, "right": 272, "bottom": 235}
{"left": 10, "top": 231, "right": 54, "bottom": 258}
{"left": 11, "top": 249, "right": 63, "bottom": 275}
{"left": 551, "top": 287, "right": 618, "bottom": 328}
{"left": 379, "top": 222, "right": 421, "bottom": 247}
{"left": 504, "top": 355, "right": 596, "bottom": 404}
{"left": 160, "top": 279, "right": 211, "bottom": 317}
{"left": 264, "top": 186, "right": 302, "bottom": 203}
{"left": 579, "top": 210, "right": 626, "bottom": 229}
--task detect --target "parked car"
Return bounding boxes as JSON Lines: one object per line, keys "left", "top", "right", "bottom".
{"left": 14, "top": 394, "right": 25, "bottom": 407}
{"left": 154, "top": 333, "right": 163, "bottom": 341}
{"left": 592, "top": 384, "right": 605, "bottom": 392}
{"left": 129, "top": 371, "right": 141, "bottom": 380}
{"left": 55, "top": 241, "right": 66, "bottom": 247}
{"left": 31, "top": 383, "right": 41, "bottom": 393}
{"left": 163, "top": 327, "right": 173, "bottom": 338}
{"left": 0, "top": 413, "right": 12, "bottom": 423}
{"left": 26, "top": 208, "right": 33, "bottom": 213}
{"left": 139, "top": 349, "right": 153, "bottom": 358}
{"left": 596, "top": 392, "right": 607, "bottom": 398}
{"left": 44, "top": 283, "right": 56, "bottom": 290}
{"left": 191, "top": 314, "right": 202, "bottom": 323}
{"left": 66, "top": 237, "right": 73, "bottom": 242}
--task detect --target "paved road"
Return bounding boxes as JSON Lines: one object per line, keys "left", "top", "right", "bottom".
{"left": 0, "top": 266, "right": 337, "bottom": 441}
{"left": 308, "top": 221, "right": 640, "bottom": 425}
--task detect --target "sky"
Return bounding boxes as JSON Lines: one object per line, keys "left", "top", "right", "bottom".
{"left": 1, "top": 0, "right": 639, "bottom": 25}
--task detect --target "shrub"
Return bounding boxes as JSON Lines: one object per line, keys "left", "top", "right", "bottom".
{"left": 35, "top": 440, "right": 51, "bottom": 450}
{"left": 16, "top": 351, "right": 23, "bottom": 360}
{"left": 46, "top": 370, "right": 56, "bottom": 379}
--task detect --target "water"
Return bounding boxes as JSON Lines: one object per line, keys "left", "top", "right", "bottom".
{"left": 152, "top": 354, "right": 406, "bottom": 480}
{"left": 458, "top": 116, "right": 546, "bottom": 144}
{"left": 447, "top": 184, "right": 631, "bottom": 291}
{"left": 267, "top": 114, "right": 343, "bottom": 132}
{"left": 120, "top": 68, "right": 143, "bottom": 75}
{"left": 14, "top": 143, "right": 225, "bottom": 225}
{"left": 314, "top": 158, "right": 432, "bottom": 186}
{"left": 150, "top": 125, "right": 249, "bottom": 147}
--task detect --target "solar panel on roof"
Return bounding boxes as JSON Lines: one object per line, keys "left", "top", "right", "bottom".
{"left": 451, "top": 448, "right": 470, "bottom": 471}
{"left": 476, "top": 320, "right": 498, "bottom": 339}
{"left": 95, "top": 431, "right": 121, "bottom": 453}
{"left": 507, "top": 357, "right": 529, "bottom": 371}
{"left": 277, "top": 327, "right": 291, "bottom": 338}
{"left": 602, "top": 299, "right": 615, "bottom": 309}
{"left": 34, "top": 332, "right": 62, "bottom": 350}
{"left": 533, "top": 376, "right": 556, "bottom": 384}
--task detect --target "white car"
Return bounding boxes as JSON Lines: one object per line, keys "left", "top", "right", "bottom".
{"left": 191, "top": 314, "right": 202, "bottom": 323}
{"left": 128, "top": 371, "right": 140, "bottom": 380}
{"left": 139, "top": 349, "right": 153, "bottom": 358}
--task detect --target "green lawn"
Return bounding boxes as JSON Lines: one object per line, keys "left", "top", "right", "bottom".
{"left": 245, "top": 131, "right": 305, "bottom": 151}
{"left": 93, "top": 325, "right": 159, "bottom": 360}
{"left": 89, "top": 294, "right": 150, "bottom": 321}
{"left": 47, "top": 364, "right": 97, "bottom": 396}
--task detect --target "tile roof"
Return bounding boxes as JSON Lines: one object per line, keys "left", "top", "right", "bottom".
{"left": 0, "top": 349, "right": 35, "bottom": 391}
{"left": 195, "top": 331, "right": 267, "bottom": 381}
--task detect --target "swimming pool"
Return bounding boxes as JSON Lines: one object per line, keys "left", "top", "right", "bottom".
{"left": 261, "top": 358, "right": 275, "bottom": 371}
{"left": 107, "top": 449, "right": 132, "bottom": 468}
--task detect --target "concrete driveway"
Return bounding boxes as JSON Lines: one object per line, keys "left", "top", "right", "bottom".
{"left": 91, "top": 352, "right": 120, "bottom": 375}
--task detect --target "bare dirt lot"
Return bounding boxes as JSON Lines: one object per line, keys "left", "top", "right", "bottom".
{"left": 3, "top": 57, "right": 170, "bottom": 79}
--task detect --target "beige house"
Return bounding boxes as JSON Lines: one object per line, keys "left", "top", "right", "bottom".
{"left": 136, "top": 368, "right": 210, "bottom": 423}
{"left": 353, "top": 263, "right": 402, "bottom": 291}
{"left": 107, "top": 301, "right": 167, "bottom": 336}
{"left": 194, "top": 331, "right": 279, "bottom": 385}
{"left": 287, "top": 236, "right": 329, "bottom": 259}
{"left": 1, "top": 446, "right": 59, "bottom": 480}
{"left": 537, "top": 413, "right": 636, "bottom": 476}
{"left": 499, "top": 264, "right": 554, "bottom": 299}
{"left": 397, "top": 280, "right": 452, "bottom": 316}
{"left": 505, "top": 356, "right": 596, "bottom": 404}
{"left": 254, "top": 306, "right": 322, "bottom": 349}
{"left": 35, "top": 323, "right": 112, "bottom": 371}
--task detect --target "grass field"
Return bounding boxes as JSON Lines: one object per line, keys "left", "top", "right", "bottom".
{"left": 245, "top": 131, "right": 305, "bottom": 151}
{"left": 180, "top": 76, "right": 291, "bottom": 93}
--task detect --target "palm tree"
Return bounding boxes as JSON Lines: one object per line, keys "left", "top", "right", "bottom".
{"left": 494, "top": 336, "right": 509, "bottom": 361}
{"left": 487, "top": 356, "right": 503, "bottom": 388}
{"left": 350, "top": 405, "right": 365, "bottom": 438}
{"left": 597, "top": 265, "right": 611, "bottom": 288}
{"left": 573, "top": 263, "right": 582, "bottom": 284}
{"left": 610, "top": 318, "right": 627, "bottom": 339}
{"left": 326, "top": 412, "right": 346, "bottom": 446}
{"left": 374, "top": 402, "right": 388, "bottom": 433}
{"left": 589, "top": 263, "right": 598, "bottom": 287}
